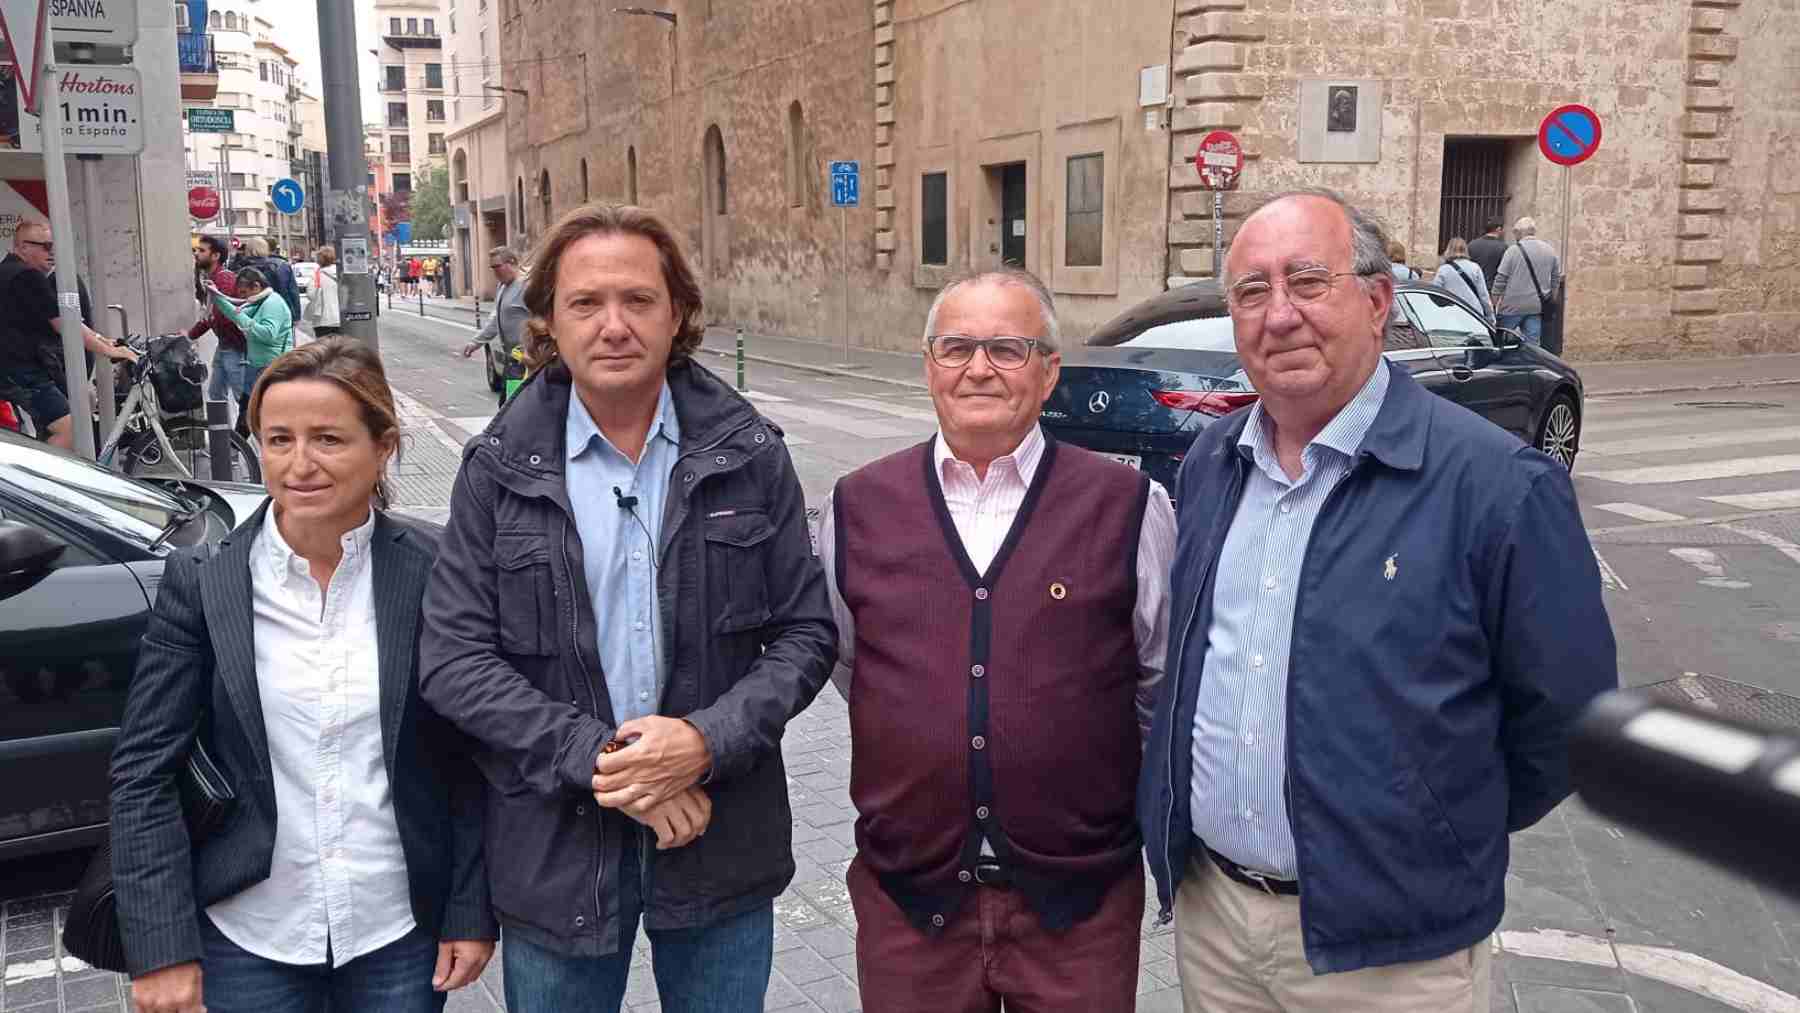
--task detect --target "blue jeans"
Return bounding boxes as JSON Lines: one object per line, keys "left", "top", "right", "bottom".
{"left": 244, "top": 364, "right": 268, "bottom": 400}
{"left": 502, "top": 830, "right": 774, "bottom": 1013}
{"left": 198, "top": 915, "right": 446, "bottom": 1013}
{"left": 1497, "top": 313, "right": 1542, "bottom": 346}
{"left": 208, "top": 345, "right": 248, "bottom": 403}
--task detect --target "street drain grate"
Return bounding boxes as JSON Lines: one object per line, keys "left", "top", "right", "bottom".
{"left": 1634, "top": 673, "right": 1800, "bottom": 730}
{"left": 1671, "top": 400, "right": 1784, "bottom": 409}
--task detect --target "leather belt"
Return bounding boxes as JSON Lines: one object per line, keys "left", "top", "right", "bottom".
{"left": 1203, "top": 844, "right": 1299, "bottom": 897}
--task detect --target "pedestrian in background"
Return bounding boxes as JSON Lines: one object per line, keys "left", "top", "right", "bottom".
{"left": 109, "top": 338, "right": 496, "bottom": 1013}
{"left": 460, "top": 244, "right": 529, "bottom": 408}
{"left": 205, "top": 267, "right": 292, "bottom": 424}
{"left": 1493, "top": 216, "right": 1561, "bottom": 346}
{"left": 303, "top": 245, "right": 342, "bottom": 339}
{"left": 421, "top": 204, "right": 836, "bottom": 1013}
{"left": 1467, "top": 217, "right": 1509, "bottom": 301}
{"left": 1388, "top": 239, "right": 1418, "bottom": 282}
{"left": 1434, "top": 237, "right": 1493, "bottom": 323}
{"left": 1140, "top": 189, "right": 1616, "bottom": 1011}
{"left": 819, "top": 267, "right": 1175, "bottom": 1012}
{"left": 187, "top": 235, "right": 248, "bottom": 421}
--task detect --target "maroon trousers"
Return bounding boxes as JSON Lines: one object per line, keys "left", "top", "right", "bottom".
{"left": 848, "top": 857, "right": 1144, "bottom": 1013}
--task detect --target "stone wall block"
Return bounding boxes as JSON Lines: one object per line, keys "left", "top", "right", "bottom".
{"left": 875, "top": 166, "right": 893, "bottom": 190}
{"left": 1672, "top": 290, "right": 1720, "bottom": 314}
{"left": 1679, "top": 189, "right": 1727, "bottom": 213}
{"left": 1683, "top": 138, "right": 1730, "bottom": 162}
{"left": 1677, "top": 214, "right": 1716, "bottom": 237}
{"left": 875, "top": 23, "right": 895, "bottom": 47}
{"left": 875, "top": 251, "right": 892, "bottom": 272}
{"left": 876, "top": 104, "right": 895, "bottom": 125}
{"left": 1679, "top": 163, "right": 1716, "bottom": 188}
{"left": 875, "top": 83, "right": 893, "bottom": 106}
{"left": 1688, "top": 34, "right": 1739, "bottom": 59}
{"left": 874, "top": 144, "right": 895, "bottom": 168}
{"left": 875, "top": 209, "right": 893, "bottom": 232}
{"left": 874, "top": 231, "right": 896, "bottom": 253}
{"left": 1690, "top": 7, "right": 1728, "bottom": 32}
{"left": 1175, "top": 41, "right": 1246, "bottom": 74}
{"left": 1688, "top": 62, "right": 1723, "bottom": 85}
{"left": 1170, "top": 102, "right": 1246, "bottom": 133}
{"left": 875, "top": 124, "right": 892, "bottom": 146}
{"left": 875, "top": 62, "right": 895, "bottom": 86}
{"left": 1184, "top": 72, "right": 1267, "bottom": 103}
{"left": 1685, "top": 85, "right": 1734, "bottom": 110}
{"left": 1180, "top": 12, "right": 1265, "bottom": 42}
{"left": 874, "top": 187, "right": 895, "bottom": 210}
{"left": 1178, "top": 246, "right": 1221, "bottom": 275}
{"left": 1673, "top": 265, "right": 1711, "bottom": 289}
{"left": 873, "top": 1, "right": 892, "bottom": 27}
{"left": 1676, "top": 238, "right": 1725, "bottom": 262}
{"left": 1680, "top": 112, "right": 1721, "bottom": 136}
{"left": 876, "top": 42, "right": 893, "bottom": 68}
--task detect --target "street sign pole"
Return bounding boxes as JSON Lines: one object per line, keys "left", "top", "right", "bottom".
{"left": 316, "top": 0, "right": 377, "bottom": 349}
{"left": 1213, "top": 193, "right": 1224, "bottom": 280}
{"left": 1194, "top": 131, "right": 1244, "bottom": 283}
{"left": 829, "top": 160, "right": 860, "bottom": 367}
{"left": 840, "top": 204, "right": 850, "bottom": 366}
{"left": 40, "top": 10, "right": 96, "bottom": 458}
{"left": 80, "top": 155, "right": 116, "bottom": 435}
{"left": 221, "top": 148, "right": 235, "bottom": 247}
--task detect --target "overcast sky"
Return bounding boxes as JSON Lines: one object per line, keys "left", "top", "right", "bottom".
{"left": 259, "top": 0, "right": 383, "bottom": 121}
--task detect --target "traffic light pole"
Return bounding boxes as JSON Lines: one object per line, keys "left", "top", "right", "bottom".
{"left": 316, "top": 0, "right": 377, "bottom": 349}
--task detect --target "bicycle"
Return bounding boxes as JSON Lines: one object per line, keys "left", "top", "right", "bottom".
{"left": 96, "top": 333, "right": 261, "bottom": 482}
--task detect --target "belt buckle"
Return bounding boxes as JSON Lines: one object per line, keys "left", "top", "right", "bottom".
{"left": 973, "top": 862, "right": 1004, "bottom": 886}
{"left": 1239, "top": 866, "right": 1277, "bottom": 896}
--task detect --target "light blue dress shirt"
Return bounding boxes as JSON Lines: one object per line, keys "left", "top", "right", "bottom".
{"left": 565, "top": 382, "right": 681, "bottom": 725}
{"left": 1189, "top": 362, "right": 1390, "bottom": 879}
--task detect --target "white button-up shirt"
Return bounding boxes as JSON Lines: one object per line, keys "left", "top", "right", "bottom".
{"left": 820, "top": 425, "right": 1177, "bottom": 734}
{"left": 206, "top": 511, "right": 415, "bottom": 966}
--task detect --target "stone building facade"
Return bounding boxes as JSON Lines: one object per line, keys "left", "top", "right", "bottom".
{"left": 501, "top": 0, "right": 1799, "bottom": 359}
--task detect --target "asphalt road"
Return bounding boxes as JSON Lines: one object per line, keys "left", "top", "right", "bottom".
{"left": 6, "top": 307, "right": 1797, "bottom": 1012}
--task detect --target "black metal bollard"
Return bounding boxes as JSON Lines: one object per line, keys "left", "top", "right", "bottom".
{"left": 205, "top": 399, "right": 234, "bottom": 480}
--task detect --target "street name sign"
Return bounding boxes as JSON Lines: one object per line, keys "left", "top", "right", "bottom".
{"left": 271, "top": 177, "right": 304, "bottom": 214}
{"left": 830, "top": 160, "right": 859, "bottom": 208}
{"left": 15, "top": 66, "right": 143, "bottom": 154}
{"left": 188, "top": 186, "right": 219, "bottom": 221}
{"left": 186, "top": 107, "right": 234, "bottom": 133}
{"left": 50, "top": 0, "right": 136, "bottom": 46}
{"left": 1538, "top": 104, "right": 1602, "bottom": 167}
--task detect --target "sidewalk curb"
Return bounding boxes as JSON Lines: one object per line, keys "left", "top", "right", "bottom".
{"left": 1585, "top": 376, "right": 1800, "bottom": 398}
{"left": 698, "top": 346, "right": 929, "bottom": 391}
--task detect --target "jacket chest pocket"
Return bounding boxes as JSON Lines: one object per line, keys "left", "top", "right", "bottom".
{"left": 703, "top": 510, "right": 774, "bottom": 634}
{"left": 494, "top": 532, "right": 558, "bottom": 656}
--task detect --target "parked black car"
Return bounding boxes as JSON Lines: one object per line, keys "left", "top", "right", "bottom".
{"left": 1041, "top": 281, "right": 1583, "bottom": 492}
{"left": 0, "top": 430, "right": 266, "bottom": 861}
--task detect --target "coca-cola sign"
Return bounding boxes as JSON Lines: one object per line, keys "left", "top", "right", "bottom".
{"left": 10, "top": 66, "right": 144, "bottom": 155}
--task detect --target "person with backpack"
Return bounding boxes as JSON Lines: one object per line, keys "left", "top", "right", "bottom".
{"left": 1492, "top": 217, "right": 1561, "bottom": 347}
{"left": 243, "top": 237, "right": 302, "bottom": 340}
{"left": 1433, "top": 237, "right": 1494, "bottom": 323}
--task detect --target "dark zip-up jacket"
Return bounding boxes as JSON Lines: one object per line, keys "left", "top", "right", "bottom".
{"left": 420, "top": 358, "right": 837, "bottom": 957}
{"left": 1139, "top": 362, "right": 1616, "bottom": 974}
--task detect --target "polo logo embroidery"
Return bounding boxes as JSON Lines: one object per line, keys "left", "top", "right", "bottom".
{"left": 1384, "top": 554, "right": 1399, "bottom": 581}
{"left": 1049, "top": 581, "right": 1068, "bottom": 600}
{"left": 706, "top": 509, "right": 738, "bottom": 519}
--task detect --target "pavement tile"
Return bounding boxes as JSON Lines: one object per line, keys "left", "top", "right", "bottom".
{"left": 444, "top": 985, "right": 503, "bottom": 1012}
{"left": 1141, "top": 955, "right": 1178, "bottom": 987}
{"left": 1, "top": 925, "right": 51, "bottom": 954}
{"left": 2, "top": 975, "right": 58, "bottom": 1009}
{"left": 763, "top": 970, "right": 809, "bottom": 1008}
{"left": 1134, "top": 986, "right": 1185, "bottom": 1012}
{"left": 1611, "top": 972, "right": 1746, "bottom": 1013}
{"left": 798, "top": 925, "right": 856, "bottom": 960}
{"left": 827, "top": 952, "right": 858, "bottom": 982}
{"left": 1499, "top": 952, "right": 1631, "bottom": 994}
{"left": 773, "top": 944, "right": 838, "bottom": 985}
{"left": 799, "top": 974, "right": 861, "bottom": 1013}
{"left": 1510, "top": 983, "right": 1637, "bottom": 1013}
{"left": 61, "top": 976, "right": 118, "bottom": 1009}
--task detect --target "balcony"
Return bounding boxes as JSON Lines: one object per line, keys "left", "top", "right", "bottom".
{"left": 381, "top": 25, "right": 442, "bottom": 49}
{"left": 177, "top": 33, "right": 218, "bottom": 101}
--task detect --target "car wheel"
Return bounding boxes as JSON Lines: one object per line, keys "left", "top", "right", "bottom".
{"left": 1536, "top": 392, "right": 1579, "bottom": 471}
{"left": 486, "top": 347, "right": 503, "bottom": 392}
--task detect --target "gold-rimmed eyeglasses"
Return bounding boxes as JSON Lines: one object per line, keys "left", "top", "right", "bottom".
{"left": 1227, "top": 268, "right": 1374, "bottom": 311}
{"left": 926, "top": 334, "right": 1044, "bottom": 370}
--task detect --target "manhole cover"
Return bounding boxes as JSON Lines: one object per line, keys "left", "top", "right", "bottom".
{"left": 1635, "top": 673, "right": 1800, "bottom": 729}
{"left": 1671, "top": 400, "right": 1784, "bottom": 409}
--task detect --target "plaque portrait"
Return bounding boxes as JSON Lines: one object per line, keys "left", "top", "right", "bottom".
{"left": 1327, "top": 85, "right": 1358, "bottom": 133}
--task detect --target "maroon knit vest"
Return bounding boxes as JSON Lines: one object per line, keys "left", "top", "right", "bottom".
{"left": 834, "top": 435, "right": 1148, "bottom": 933}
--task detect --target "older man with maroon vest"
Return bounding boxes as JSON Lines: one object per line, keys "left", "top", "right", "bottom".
{"left": 816, "top": 268, "right": 1176, "bottom": 1012}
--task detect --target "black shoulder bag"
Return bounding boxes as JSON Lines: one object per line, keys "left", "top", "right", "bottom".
{"left": 62, "top": 552, "right": 238, "bottom": 974}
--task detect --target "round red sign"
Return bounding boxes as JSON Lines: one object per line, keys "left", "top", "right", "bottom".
{"left": 188, "top": 186, "right": 221, "bottom": 221}
{"left": 1195, "top": 130, "right": 1244, "bottom": 191}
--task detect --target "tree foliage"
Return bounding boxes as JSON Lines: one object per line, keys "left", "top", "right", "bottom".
{"left": 409, "top": 164, "right": 451, "bottom": 241}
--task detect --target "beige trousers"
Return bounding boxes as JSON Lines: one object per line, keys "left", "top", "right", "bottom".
{"left": 1173, "top": 852, "right": 1491, "bottom": 1012}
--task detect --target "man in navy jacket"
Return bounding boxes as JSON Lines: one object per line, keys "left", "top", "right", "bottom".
{"left": 1138, "top": 189, "right": 1616, "bottom": 1010}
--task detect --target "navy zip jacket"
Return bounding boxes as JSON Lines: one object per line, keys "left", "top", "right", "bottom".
{"left": 1139, "top": 361, "right": 1617, "bottom": 974}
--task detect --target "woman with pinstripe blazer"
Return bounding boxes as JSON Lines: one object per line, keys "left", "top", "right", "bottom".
{"left": 108, "top": 339, "right": 497, "bottom": 1013}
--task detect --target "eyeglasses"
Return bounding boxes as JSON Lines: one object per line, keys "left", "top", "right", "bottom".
{"left": 21, "top": 240, "right": 52, "bottom": 254}
{"left": 926, "top": 334, "right": 1044, "bottom": 370}
{"left": 1227, "top": 268, "right": 1371, "bottom": 311}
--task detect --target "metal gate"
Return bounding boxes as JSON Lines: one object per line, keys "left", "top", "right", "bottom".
{"left": 1438, "top": 139, "right": 1511, "bottom": 248}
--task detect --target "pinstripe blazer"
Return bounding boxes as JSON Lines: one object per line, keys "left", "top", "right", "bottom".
{"left": 108, "top": 502, "right": 497, "bottom": 977}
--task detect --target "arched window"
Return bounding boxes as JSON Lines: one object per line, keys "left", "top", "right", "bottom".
{"left": 580, "top": 158, "right": 589, "bottom": 202}
{"left": 704, "top": 125, "right": 727, "bottom": 215}
{"left": 626, "top": 147, "right": 638, "bottom": 204}
{"left": 225, "top": 12, "right": 238, "bottom": 29}
{"left": 540, "top": 169, "right": 552, "bottom": 226}
{"left": 209, "top": 10, "right": 221, "bottom": 28}
{"left": 515, "top": 176, "right": 525, "bottom": 239}
{"left": 786, "top": 101, "right": 804, "bottom": 208}
{"left": 452, "top": 150, "right": 470, "bottom": 203}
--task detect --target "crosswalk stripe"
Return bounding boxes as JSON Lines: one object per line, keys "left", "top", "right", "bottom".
{"left": 446, "top": 415, "right": 495, "bottom": 432}
{"left": 1582, "top": 416, "right": 1703, "bottom": 436}
{"left": 1586, "top": 454, "right": 1800, "bottom": 485}
{"left": 1592, "top": 502, "right": 1688, "bottom": 522}
{"left": 826, "top": 397, "right": 940, "bottom": 424}
{"left": 742, "top": 390, "right": 792, "bottom": 404}
{"left": 1702, "top": 489, "right": 1800, "bottom": 511}
{"left": 759, "top": 402, "right": 916, "bottom": 439}
{"left": 1583, "top": 427, "right": 1800, "bottom": 457}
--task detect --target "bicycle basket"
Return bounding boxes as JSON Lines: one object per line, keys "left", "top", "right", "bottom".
{"left": 147, "top": 334, "right": 206, "bottom": 414}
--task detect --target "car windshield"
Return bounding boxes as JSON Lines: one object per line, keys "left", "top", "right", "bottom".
{"left": 1119, "top": 315, "right": 1239, "bottom": 352}
{"left": 0, "top": 429, "right": 195, "bottom": 553}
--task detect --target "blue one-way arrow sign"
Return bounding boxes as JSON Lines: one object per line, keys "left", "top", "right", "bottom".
{"left": 271, "top": 177, "right": 305, "bottom": 215}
